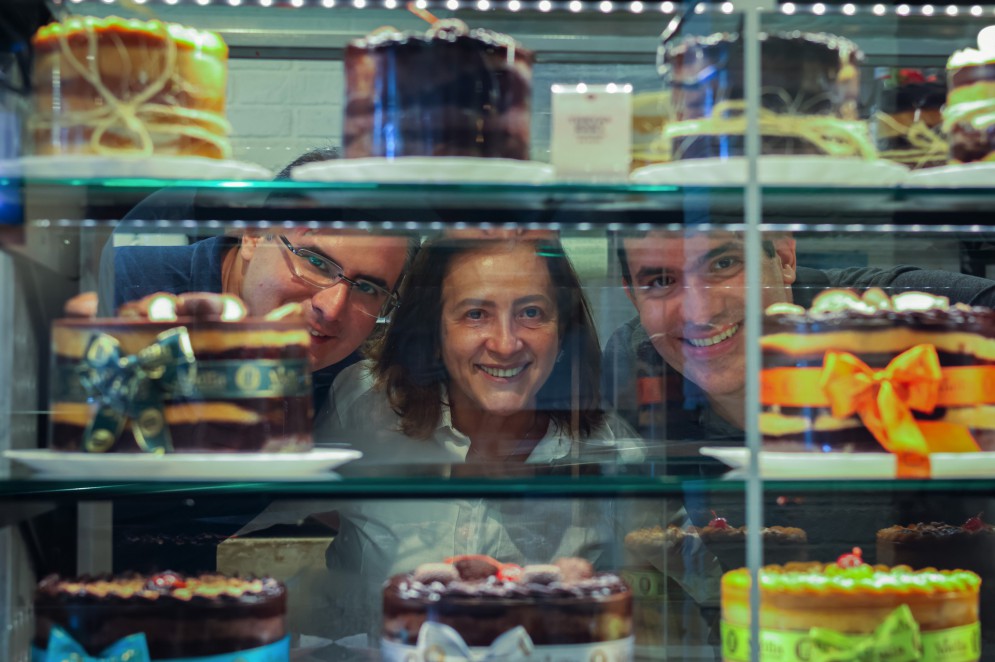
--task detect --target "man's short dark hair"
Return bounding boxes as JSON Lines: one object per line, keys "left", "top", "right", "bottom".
{"left": 617, "top": 233, "right": 777, "bottom": 286}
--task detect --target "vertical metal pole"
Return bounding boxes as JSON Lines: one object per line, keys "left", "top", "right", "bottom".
{"left": 78, "top": 502, "right": 113, "bottom": 574}
{"left": 741, "top": 0, "right": 769, "bottom": 659}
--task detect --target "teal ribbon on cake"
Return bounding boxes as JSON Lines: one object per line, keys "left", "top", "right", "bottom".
{"left": 78, "top": 328, "right": 197, "bottom": 454}
{"left": 33, "top": 628, "right": 290, "bottom": 662}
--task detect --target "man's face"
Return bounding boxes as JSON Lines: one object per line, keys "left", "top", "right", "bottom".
{"left": 238, "top": 229, "right": 409, "bottom": 371}
{"left": 623, "top": 231, "right": 796, "bottom": 399}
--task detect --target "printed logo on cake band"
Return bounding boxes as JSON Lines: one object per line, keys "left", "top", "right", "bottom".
{"left": 381, "top": 622, "right": 634, "bottom": 661}
{"left": 620, "top": 570, "right": 666, "bottom": 599}
{"left": 58, "top": 358, "right": 311, "bottom": 402}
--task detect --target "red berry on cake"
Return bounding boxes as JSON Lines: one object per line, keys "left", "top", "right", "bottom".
{"left": 708, "top": 511, "right": 730, "bottom": 529}
{"left": 964, "top": 513, "right": 986, "bottom": 532}
{"left": 497, "top": 563, "right": 523, "bottom": 582}
{"left": 149, "top": 572, "right": 187, "bottom": 590}
{"left": 836, "top": 547, "right": 864, "bottom": 568}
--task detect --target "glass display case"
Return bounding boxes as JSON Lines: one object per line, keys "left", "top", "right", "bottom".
{"left": 3, "top": 0, "right": 995, "bottom": 660}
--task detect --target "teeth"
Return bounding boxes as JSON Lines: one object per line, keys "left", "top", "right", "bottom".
{"left": 686, "top": 324, "right": 739, "bottom": 348}
{"left": 480, "top": 365, "right": 526, "bottom": 378}
{"left": 309, "top": 329, "right": 327, "bottom": 338}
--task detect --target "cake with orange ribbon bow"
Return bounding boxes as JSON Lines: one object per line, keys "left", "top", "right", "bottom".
{"left": 761, "top": 288, "right": 995, "bottom": 477}
{"left": 720, "top": 549, "right": 981, "bottom": 662}
{"left": 31, "top": 16, "right": 231, "bottom": 159}
{"left": 50, "top": 293, "right": 312, "bottom": 454}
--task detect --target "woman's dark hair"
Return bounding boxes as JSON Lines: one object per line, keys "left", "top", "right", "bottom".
{"left": 371, "top": 237, "right": 604, "bottom": 440}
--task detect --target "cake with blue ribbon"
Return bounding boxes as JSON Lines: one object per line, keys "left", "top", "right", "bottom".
{"left": 33, "top": 572, "right": 288, "bottom": 661}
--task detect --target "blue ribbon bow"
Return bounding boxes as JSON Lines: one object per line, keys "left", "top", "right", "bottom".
{"left": 78, "top": 327, "right": 197, "bottom": 453}
{"left": 36, "top": 625, "right": 151, "bottom": 662}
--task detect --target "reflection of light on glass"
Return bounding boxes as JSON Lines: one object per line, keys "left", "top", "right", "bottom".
{"left": 971, "top": 5, "right": 983, "bottom": 15}
{"left": 607, "top": 83, "right": 618, "bottom": 93}
{"left": 945, "top": 5, "right": 958, "bottom": 15}
{"left": 980, "top": 26, "right": 995, "bottom": 50}
{"left": 812, "top": 3, "right": 825, "bottom": 14}
{"left": 355, "top": 0, "right": 367, "bottom": 7}
{"left": 781, "top": 2, "right": 795, "bottom": 13}
{"left": 509, "top": 0, "right": 521, "bottom": 9}
{"left": 228, "top": 0, "right": 243, "bottom": 6}
{"left": 576, "top": 83, "right": 588, "bottom": 93}
{"left": 660, "top": 0, "right": 674, "bottom": 11}
{"left": 721, "top": 2, "right": 733, "bottom": 12}
{"left": 600, "top": 0, "right": 613, "bottom": 11}
{"left": 323, "top": 0, "right": 335, "bottom": 6}
{"left": 446, "top": 0, "right": 459, "bottom": 8}
{"left": 872, "top": 3, "right": 885, "bottom": 13}
{"left": 259, "top": 0, "right": 273, "bottom": 6}
{"left": 694, "top": 3, "right": 705, "bottom": 12}
{"left": 630, "top": 1, "right": 643, "bottom": 11}
{"left": 920, "top": 4, "right": 933, "bottom": 15}
{"left": 623, "top": 83, "right": 633, "bottom": 93}
{"left": 416, "top": 0, "right": 429, "bottom": 9}
{"left": 164, "top": 0, "right": 179, "bottom": 5}
{"left": 385, "top": 0, "right": 396, "bottom": 7}
{"left": 539, "top": 0, "right": 552, "bottom": 10}
{"left": 478, "top": 0, "right": 490, "bottom": 9}
{"left": 570, "top": 1, "right": 583, "bottom": 11}
{"left": 842, "top": 3, "right": 855, "bottom": 14}
{"left": 551, "top": 84, "right": 563, "bottom": 93}
{"left": 101, "top": 0, "right": 114, "bottom": 4}
{"left": 290, "top": 0, "right": 304, "bottom": 6}
{"left": 897, "top": 4, "right": 910, "bottom": 15}
{"left": 133, "top": 0, "right": 148, "bottom": 4}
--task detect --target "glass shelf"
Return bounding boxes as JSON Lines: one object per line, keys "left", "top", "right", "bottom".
{"left": 5, "top": 178, "right": 995, "bottom": 226}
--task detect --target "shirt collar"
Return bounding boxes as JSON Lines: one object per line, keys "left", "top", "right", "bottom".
{"left": 435, "top": 396, "right": 571, "bottom": 463}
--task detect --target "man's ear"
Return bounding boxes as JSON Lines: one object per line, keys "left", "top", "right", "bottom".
{"left": 773, "top": 236, "right": 797, "bottom": 285}
{"left": 239, "top": 232, "right": 264, "bottom": 261}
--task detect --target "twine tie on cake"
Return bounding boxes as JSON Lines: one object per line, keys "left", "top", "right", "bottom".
{"left": 808, "top": 604, "right": 922, "bottom": 662}
{"left": 663, "top": 99, "right": 876, "bottom": 160}
{"left": 78, "top": 327, "right": 197, "bottom": 454}
{"left": 819, "top": 344, "right": 980, "bottom": 478}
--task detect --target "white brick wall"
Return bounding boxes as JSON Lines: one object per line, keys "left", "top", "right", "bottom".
{"left": 227, "top": 59, "right": 345, "bottom": 173}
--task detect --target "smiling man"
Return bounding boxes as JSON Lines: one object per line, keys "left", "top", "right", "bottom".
{"left": 605, "top": 229, "right": 995, "bottom": 443}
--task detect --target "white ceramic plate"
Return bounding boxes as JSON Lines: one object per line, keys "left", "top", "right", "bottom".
{"left": 700, "top": 447, "right": 995, "bottom": 480}
{"left": 0, "top": 156, "right": 273, "bottom": 181}
{"left": 3, "top": 449, "right": 361, "bottom": 480}
{"left": 292, "top": 157, "right": 555, "bottom": 184}
{"left": 905, "top": 162, "right": 995, "bottom": 188}
{"left": 630, "top": 156, "right": 910, "bottom": 187}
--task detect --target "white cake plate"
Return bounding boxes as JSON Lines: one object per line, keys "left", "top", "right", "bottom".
{"left": 292, "top": 157, "right": 555, "bottom": 184}
{"left": 701, "top": 446, "right": 995, "bottom": 480}
{"left": 0, "top": 155, "right": 273, "bottom": 181}
{"left": 3, "top": 448, "right": 361, "bottom": 481}
{"left": 630, "top": 156, "right": 910, "bottom": 187}
{"left": 905, "top": 162, "right": 995, "bottom": 188}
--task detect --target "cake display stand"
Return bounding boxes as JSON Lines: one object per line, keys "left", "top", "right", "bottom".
{"left": 630, "top": 156, "right": 910, "bottom": 187}
{"left": 906, "top": 162, "right": 995, "bottom": 188}
{"left": 0, "top": 155, "right": 273, "bottom": 181}
{"left": 292, "top": 157, "right": 556, "bottom": 184}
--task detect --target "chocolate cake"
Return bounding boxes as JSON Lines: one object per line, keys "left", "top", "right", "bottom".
{"left": 873, "top": 68, "right": 947, "bottom": 169}
{"left": 658, "top": 31, "right": 869, "bottom": 160}
{"left": 31, "top": 16, "right": 231, "bottom": 159}
{"left": 945, "top": 43, "right": 995, "bottom": 164}
{"left": 343, "top": 20, "right": 533, "bottom": 160}
{"left": 382, "top": 555, "right": 632, "bottom": 656}
{"left": 50, "top": 296, "right": 312, "bottom": 453}
{"left": 33, "top": 572, "right": 288, "bottom": 659}
{"left": 878, "top": 517, "right": 995, "bottom": 645}
{"left": 762, "top": 288, "right": 995, "bottom": 474}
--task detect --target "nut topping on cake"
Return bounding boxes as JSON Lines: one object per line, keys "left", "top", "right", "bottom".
{"left": 413, "top": 563, "right": 459, "bottom": 585}
{"left": 554, "top": 557, "right": 594, "bottom": 581}
{"left": 521, "top": 565, "right": 563, "bottom": 585}
{"left": 446, "top": 554, "right": 502, "bottom": 580}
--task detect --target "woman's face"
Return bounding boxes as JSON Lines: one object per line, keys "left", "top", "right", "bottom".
{"left": 441, "top": 243, "right": 560, "bottom": 420}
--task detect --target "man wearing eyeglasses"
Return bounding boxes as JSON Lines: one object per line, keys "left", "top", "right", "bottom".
{"left": 103, "top": 228, "right": 413, "bottom": 410}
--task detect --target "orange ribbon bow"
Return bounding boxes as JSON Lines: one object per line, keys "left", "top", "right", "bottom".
{"left": 819, "top": 344, "right": 980, "bottom": 478}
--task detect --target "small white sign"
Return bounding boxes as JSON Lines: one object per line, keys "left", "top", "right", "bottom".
{"left": 551, "top": 83, "right": 633, "bottom": 180}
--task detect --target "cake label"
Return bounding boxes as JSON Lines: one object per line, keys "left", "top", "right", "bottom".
{"left": 621, "top": 569, "right": 667, "bottom": 598}
{"left": 551, "top": 84, "right": 632, "bottom": 179}
{"left": 721, "top": 617, "right": 980, "bottom": 662}
{"left": 33, "top": 628, "right": 290, "bottom": 662}
{"left": 382, "top": 623, "right": 634, "bottom": 661}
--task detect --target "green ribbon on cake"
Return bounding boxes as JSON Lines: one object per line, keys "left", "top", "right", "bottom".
{"left": 721, "top": 606, "right": 980, "bottom": 662}
{"left": 78, "top": 328, "right": 197, "bottom": 454}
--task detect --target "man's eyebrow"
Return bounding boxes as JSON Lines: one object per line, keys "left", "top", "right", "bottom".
{"left": 692, "top": 241, "right": 744, "bottom": 271}
{"left": 298, "top": 244, "right": 390, "bottom": 289}
{"left": 634, "top": 266, "right": 665, "bottom": 282}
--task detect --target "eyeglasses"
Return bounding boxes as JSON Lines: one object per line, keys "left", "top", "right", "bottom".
{"left": 277, "top": 235, "right": 399, "bottom": 320}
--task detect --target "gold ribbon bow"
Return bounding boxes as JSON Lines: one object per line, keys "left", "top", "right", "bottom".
{"left": 819, "top": 344, "right": 980, "bottom": 477}
{"left": 809, "top": 604, "right": 922, "bottom": 662}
